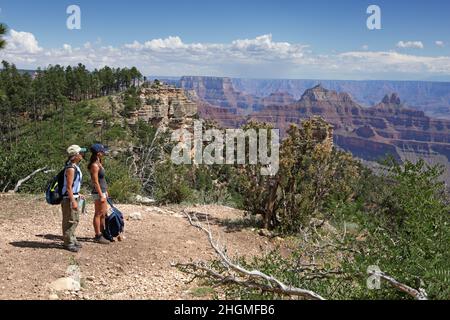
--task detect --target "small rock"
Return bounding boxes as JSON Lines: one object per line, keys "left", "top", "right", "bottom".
{"left": 129, "top": 212, "right": 143, "bottom": 221}
{"left": 49, "top": 277, "right": 81, "bottom": 292}
{"left": 147, "top": 207, "right": 165, "bottom": 214}
{"left": 258, "top": 229, "right": 272, "bottom": 237}
{"left": 135, "top": 195, "right": 155, "bottom": 205}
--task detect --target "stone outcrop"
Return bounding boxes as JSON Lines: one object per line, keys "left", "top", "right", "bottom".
{"left": 127, "top": 84, "right": 198, "bottom": 129}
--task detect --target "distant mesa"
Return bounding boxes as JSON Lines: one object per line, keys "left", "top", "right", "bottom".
{"left": 156, "top": 76, "right": 450, "bottom": 120}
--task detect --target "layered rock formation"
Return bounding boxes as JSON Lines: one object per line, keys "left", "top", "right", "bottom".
{"left": 161, "top": 76, "right": 450, "bottom": 119}
{"left": 250, "top": 85, "right": 450, "bottom": 165}
{"left": 179, "top": 76, "right": 294, "bottom": 114}
{"left": 139, "top": 77, "right": 450, "bottom": 181}
{"left": 127, "top": 84, "right": 198, "bottom": 129}
{"left": 231, "top": 78, "right": 450, "bottom": 120}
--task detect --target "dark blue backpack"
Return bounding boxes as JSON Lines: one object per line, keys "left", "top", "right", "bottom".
{"left": 103, "top": 198, "right": 125, "bottom": 241}
{"left": 45, "top": 164, "right": 79, "bottom": 205}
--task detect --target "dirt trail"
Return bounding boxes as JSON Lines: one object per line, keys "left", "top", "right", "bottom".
{"left": 0, "top": 194, "right": 278, "bottom": 300}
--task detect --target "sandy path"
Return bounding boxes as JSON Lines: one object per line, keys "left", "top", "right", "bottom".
{"left": 0, "top": 194, "right": 276, "bottom": 300}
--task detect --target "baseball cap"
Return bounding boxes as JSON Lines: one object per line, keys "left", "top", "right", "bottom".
{"left": 67, "top": 145, "right": 88, "bottom": 157}
{"left": 90, "top": 143, "right": 109, "bottom": 154}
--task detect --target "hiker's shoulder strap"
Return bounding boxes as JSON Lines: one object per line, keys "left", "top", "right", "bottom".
{"left": 64, "top": 161, "right": 76, "bottom": 171}
{"left": 64, "top": 162, "right": 79, "bottom": 181}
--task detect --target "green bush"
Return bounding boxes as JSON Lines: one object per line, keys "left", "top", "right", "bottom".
{"left": 105, "top": 158, "right": 141, "bottom": 203}
{"left": 339, "top": 159, "right": 450, "bottom": 300}
{"left": 103, "top": 123, "right": 128, "bottom": 143}
{"left": 0, "top": 141, "right": 52, "bottom": 193}
{"left": 154, "top": 160, "right": 194, "bottom": 204}
{"left": 235, "top": 118, "right": 361, "bottom": 232}
{"left": 0, "top": 100, "right": 120, "bottom": 193}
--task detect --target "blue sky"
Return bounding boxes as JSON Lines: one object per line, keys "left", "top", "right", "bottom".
{"left": 0, "top": 0, "right": 449, "bottom": 80}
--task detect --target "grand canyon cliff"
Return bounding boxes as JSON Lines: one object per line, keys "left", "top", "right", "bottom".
{"left": 251, "top": 85, "right": 450, "bottom": 164}
{"left": 163, "top": 76, "right": 450, "bottom": 120}
{"left": 166, "top": 76, "right": 450, "bottom": 180}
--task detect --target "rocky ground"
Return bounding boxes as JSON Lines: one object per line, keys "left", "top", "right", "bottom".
{"left": 0, "top": 193, "right": 282, "bottom": 300}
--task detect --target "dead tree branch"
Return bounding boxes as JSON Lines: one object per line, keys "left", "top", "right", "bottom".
{"left": 181, "top": 211, "right": 326, "bottom": 300}
{"left": 370, "top": 271, "right": 428, "bottom": 300}
{"left": 2, "top": 181, "right": 11, "bottom": 193}
{"left": 13, "top": 166, "right": 49, "bottom": 193}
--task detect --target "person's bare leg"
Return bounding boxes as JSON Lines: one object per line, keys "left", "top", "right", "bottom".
{"left": 100, "top": 202, "right": 107, "bottom": 232}
{"left": 93, "top": 200, "right": 102, "bottom": 236}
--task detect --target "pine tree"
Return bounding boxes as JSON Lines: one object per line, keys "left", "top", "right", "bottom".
{"left": 0, "top": 24, "right": 7, "bottom": 50}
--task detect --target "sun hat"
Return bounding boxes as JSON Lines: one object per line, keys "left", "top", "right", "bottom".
{"left": 90, "top": 143, "right": 109, "bottom": 154}
{"left": 67, "top": 145, "right": 88, "bottom": 157}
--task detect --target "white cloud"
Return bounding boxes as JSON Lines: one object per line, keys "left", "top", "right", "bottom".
{"left": 5, "top": 29, "right": 42, "bottom": 54}
{"left": 63, "top": 44, "right": 72, "bottom": 52}
{"left": 435, "top": 41, "right": 445, "bottom": 47}
{"left": 1, "top": 31, "right": 450, "bottom": 80}
{"left": 338, "top": 51, "right": 450, "bottom": 74}
{"left": 396, "top": 41, "right": 424, "bottom": 49}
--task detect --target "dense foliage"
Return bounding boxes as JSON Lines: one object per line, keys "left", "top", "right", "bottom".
{"left": 0, "top": 61, "right": 142, "bottom": 148}
{"left": 0, "top": 61, "right": 144, "bottom": 195}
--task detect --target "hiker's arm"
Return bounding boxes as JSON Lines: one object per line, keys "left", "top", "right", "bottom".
{"left": 66, "top": 168, "right": 78, "bottom": 210}
{"left": 90, "top": 164, "right": 106, "bottom": 202}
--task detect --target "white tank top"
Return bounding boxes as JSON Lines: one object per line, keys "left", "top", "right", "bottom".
{"left": 62, "top": 163, "right": 83, "bottom": 195}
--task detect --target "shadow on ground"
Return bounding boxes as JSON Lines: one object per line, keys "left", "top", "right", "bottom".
{"left": 9, "top": 234, "right": 95, "bottom": 250}
{"left": 36, "top": 234, "right": 93, "bottom": 243}
{"left": 9, "top": 241, "right": 64, "bottom": 250}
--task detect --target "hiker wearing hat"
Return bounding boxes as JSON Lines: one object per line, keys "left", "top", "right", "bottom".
{"left": 61, "top": 145, "right": 87, "bottom": 252}
{"left": 88, "top": 143, "right": 111, "bottom": 244}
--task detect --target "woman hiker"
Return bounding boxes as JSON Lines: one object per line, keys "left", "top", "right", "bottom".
{"left": 88, "top": 143, "right": 111, "bottom": 244}
{"left": 61, "top": 145, "right": 87, "bottom": 253}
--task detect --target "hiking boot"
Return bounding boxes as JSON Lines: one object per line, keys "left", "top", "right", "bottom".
{"left": 64, "top": 245, "right": 80, "bottom": 253}
{"left": 94, "top": 235, "right": 110, "bottom": 245}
